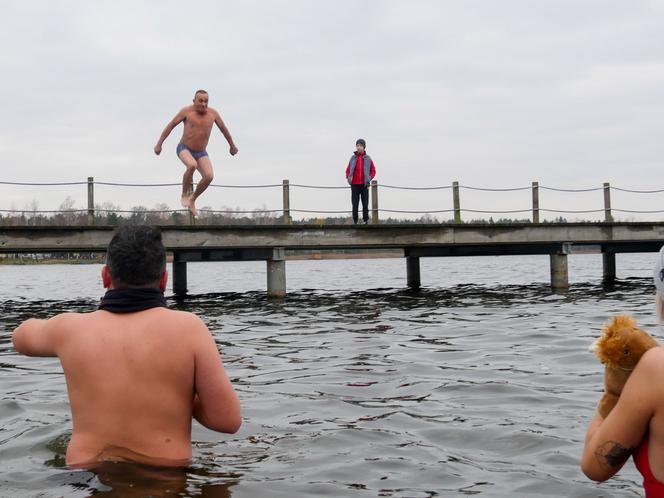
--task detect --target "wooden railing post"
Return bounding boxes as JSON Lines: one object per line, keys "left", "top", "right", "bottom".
{"left": 371, "top": 180, "right": 379, "bottom": 224}
{"left": 87, "top": 177, "right": 95, "bottom": 225}
{"left": 603, "top": 182, "right": 612, "bottom": 222}
{"left": 532, "top": 181, "right": 540, "bottom": 224}
{"left": 282, "top": 179, "right": 291, "bottom": 224}
{"left": 187, "top": 183, "right": 195, "bottom": 225}
{"left": 453, "top": 181, "right": 461, "bottom": 224}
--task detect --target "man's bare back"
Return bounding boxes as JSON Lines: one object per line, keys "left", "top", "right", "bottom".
{"left": 12, "top": 226, "right": 241, "bottom": 468}
{"left": 154, "top": 90, "right": 238, "bottom": 217}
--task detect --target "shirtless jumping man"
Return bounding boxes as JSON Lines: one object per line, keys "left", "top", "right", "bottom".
{"left": 154, "top": 90, "right": 238, "bottom": 216}
{"left": 12, "top": 225, "right": 241, "bottom": 468}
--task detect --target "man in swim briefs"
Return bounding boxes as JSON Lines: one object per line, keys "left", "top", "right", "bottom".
{"left": 154, "top": 90, "right": 238, "bottom": 216}
{"left": 12, "top": 225, "right": 241, "bottom": 467}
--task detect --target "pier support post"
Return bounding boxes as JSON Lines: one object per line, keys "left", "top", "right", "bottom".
{"left": 603, "top": 252, "right": 616, "bottom": 284}
{"left": 407, "top": 256, "right": 421, "bottom": 289}
{"left": 550, "top": 247, "right": 570, "bottom": 290}
{"left": 371, "top": 180, "right": 379, "bottom": 225}
{"left": 173, "top": 256, "right": 188, "bottom": 297}
{"left": 87, "top": 177, "right": 95, "bottom": 225}
{"left": 267, "top": 247, "right": 286, "bottom": 298}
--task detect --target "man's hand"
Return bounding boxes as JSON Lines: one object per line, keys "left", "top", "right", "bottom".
{"left": 229, "top": 145, "right": 238, "bottom": 156}
{"left": 347, "top": 177, "right": 352, "bottom": 186}
{"left": 154, "top": 144, "right": 162, "bottom": 155}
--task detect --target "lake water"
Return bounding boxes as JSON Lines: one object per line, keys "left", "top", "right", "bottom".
{"left": 0, "top": 253, "right": 659, "bottom": 497}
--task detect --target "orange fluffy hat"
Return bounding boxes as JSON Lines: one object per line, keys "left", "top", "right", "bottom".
{"left": 590, "top": 315, "right": 659, "bottom": 418}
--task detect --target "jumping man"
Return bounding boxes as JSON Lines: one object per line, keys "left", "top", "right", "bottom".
{"left": 154, "top": 90, "right": 238, "bottom": 216}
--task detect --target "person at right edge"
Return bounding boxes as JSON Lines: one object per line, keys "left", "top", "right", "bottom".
{"left": 581, "top": 245, "right": 664, "bottom": 496}
{"left": 345, "top": 138, "right": 376, "bottom": 224}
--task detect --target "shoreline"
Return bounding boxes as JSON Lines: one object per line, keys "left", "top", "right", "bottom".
{"left": 0, "top": 249, "right": 404, "bottom": 266}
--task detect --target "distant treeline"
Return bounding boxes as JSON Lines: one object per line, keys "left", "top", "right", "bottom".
{"left": 0, "top": 204, "right": 570, "bottom": 226}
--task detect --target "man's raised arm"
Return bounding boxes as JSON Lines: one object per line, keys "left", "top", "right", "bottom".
{"left": 213, "top": 111, "right": 238, "bottom": 156}
{"left": 154, "top": 108, "right": 187, "bottom": 155}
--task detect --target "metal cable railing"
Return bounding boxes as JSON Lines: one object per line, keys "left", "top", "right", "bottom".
{"left": 3, "top": 178, "right": 664, "bottom": 222}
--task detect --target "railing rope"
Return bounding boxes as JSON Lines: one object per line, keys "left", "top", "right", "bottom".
{"left": 4, "top": 177, "right": 664, "bottom": 221}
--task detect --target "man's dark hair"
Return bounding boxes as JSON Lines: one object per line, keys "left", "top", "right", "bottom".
{"left": 106, "top": 225, "right": 166, "bottom": 288}
{"left": 194, "top": 89, "right": 208, "bottom": 99}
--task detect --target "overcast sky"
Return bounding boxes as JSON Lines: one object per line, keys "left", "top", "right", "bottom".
{"left": 1, "top": 0, "right": 663, "bottom": 221}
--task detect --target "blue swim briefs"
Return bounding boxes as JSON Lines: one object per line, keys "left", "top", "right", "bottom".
{"left": 176, "top": 142, "right": 208, "bottom": 159}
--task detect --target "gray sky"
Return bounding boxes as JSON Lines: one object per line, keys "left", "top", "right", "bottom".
{"left": 1, "top": 0, "right": 663, "bottom": 221}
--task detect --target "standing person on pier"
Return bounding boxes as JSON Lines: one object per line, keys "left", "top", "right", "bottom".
{"left": 154, "top": 90, "right": 238, "bottom": 217}
{"left": 581, "top": 246, "right": 664, "bottom": 495}
{"left": 345, "top": 138, "right": 376, "bottom": 224}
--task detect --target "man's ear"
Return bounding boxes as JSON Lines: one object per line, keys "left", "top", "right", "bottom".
{"left": 102, "top": 265, "right": 112, "bottom": 289}
{"left": 159, "top": 270, "right": 168, "bottom": 293}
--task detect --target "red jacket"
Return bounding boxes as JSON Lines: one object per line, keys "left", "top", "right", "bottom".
{"left": 345, "top": 152, "right": 376, "bottom": 185}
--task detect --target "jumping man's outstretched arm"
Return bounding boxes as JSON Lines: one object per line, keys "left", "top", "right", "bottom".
{"left": 154, "top": 108, "right": 188, "bottom": 155}
{"left": 213, "top": 110, "right": 238, "bottom": 156}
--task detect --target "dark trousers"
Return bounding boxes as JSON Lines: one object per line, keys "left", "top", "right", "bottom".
{"left": 351, "top": 184, "right": 369, "bottom": 223}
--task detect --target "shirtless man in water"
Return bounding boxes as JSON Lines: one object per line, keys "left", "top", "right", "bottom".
{"left": 154, "top": 90, "right": 238, "bottom": 216}
{"left": 12, "top": 225, "right": 241, "bottom": 467}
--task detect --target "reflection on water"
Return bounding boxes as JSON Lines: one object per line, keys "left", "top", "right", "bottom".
{"left": 0, "top": 256, "right": 659, "bottom": 496}
{"left": 47, "top": 462, "right": 237, "bottom": 498}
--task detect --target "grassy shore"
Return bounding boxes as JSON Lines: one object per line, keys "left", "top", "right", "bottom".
{"left": 0, "top": 258, "right": 103, "bottom": 266}
{"left": 0, "top": 249, "right": 403, "bottom": 265}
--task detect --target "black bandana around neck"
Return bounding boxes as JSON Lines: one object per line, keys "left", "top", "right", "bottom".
{"left": 98, "top": 288, "right": 167, "bottom": 313}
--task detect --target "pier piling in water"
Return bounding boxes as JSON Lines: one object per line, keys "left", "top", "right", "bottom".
{"left": 550, "top": 250, "right": 569, "bottom": 290}
{"left": 407, "top": 256, "right": 421, "bottom": 289}
{"left": 267, "top": 248, "right": 286, "bottom": 298}
{"left": 602, "top": 252, "right": 616, "bottom": 283}
{"left": 173, "top": 257, "right": 188, "bottom": 296}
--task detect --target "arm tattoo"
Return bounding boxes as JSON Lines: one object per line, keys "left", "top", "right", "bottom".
{"left": 595, "top": 441, "right": 633, "bottom": 469}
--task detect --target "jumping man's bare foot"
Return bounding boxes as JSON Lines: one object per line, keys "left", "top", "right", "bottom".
{"left": 188, "top": 197, "right": 198, "bottom": 217}
{"left": 181, "top": 195, "right": 190, "bottom": 208}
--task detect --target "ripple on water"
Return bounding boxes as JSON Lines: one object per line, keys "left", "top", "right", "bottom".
{"left": 0, "top": 260, "right": 658, "bottom": 496}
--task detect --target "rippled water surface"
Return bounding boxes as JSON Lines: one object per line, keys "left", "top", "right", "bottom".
{"left": 0, "top": 254, "right": 659, "bottom": 497}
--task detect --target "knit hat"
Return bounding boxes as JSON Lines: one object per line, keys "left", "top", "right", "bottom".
{"left": 654, "top": 246, "right": 664, "bottom": 295}
{"left": 356, "top": 138, "right": 366, "bottom": 148}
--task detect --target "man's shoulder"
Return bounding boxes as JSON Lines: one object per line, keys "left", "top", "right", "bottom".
{"left": 156, "top": 308, "right": 207, "bottom": 327}
{"left": 180, "top": 105, "right": 196, "bottom": 117}
{"left": 91, "top": 307, "right": 203, "bottom": 324}
{"left": 641, "top": 346, "right": 664, "bottom": 371}
{"left": 48, "top": 311, "right": 85, "bottom": 325}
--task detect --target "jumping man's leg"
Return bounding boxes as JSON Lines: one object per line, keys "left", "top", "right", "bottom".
{"left": 177, "top": 150, "right": 198, "bottom": 209}
{"left": 189, "top": 156, "right": 214, "bottom": 217}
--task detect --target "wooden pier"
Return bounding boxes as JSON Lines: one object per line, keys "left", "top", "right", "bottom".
{"left": 1, "top": 223, "right": 664, "bottom": 297}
